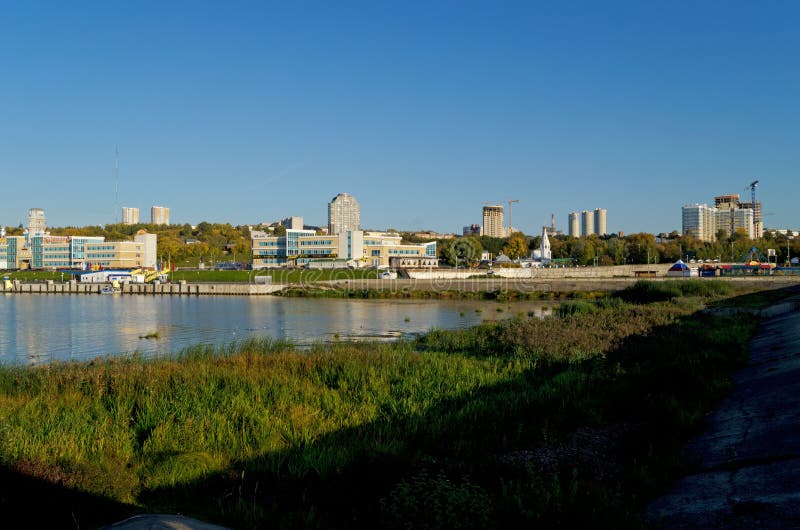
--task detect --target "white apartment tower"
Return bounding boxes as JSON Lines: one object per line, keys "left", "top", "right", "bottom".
{"left": 568, "top": 212, "right": 579, "bottom": 237}
{"left": 482, "top": 205, "right": 505, "bottom": 238}
{"left": 122, "top": 207, "right": 140, "bottom": 225}
{"left": 594, "top": 208, "right": 607, "bottom": 236}
{"left": 150, "top": 206, "right": 170, "bottom": 225}
{"left": 28, "top": 208, "right": 46, "bottom": 236}
{"left": 580, "top": 210, "right": 594, "bottom": 237}
{"left": 682, "top": 203, "right": 717, "bottom": 241}
{"left": 328, "top": 193, "right": 361, "bottom": 234}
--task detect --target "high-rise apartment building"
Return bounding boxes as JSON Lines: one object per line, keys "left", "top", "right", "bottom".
{"left": 715, "top": 208, "right": 755, "bottom": 239}
{"left": 682, "top": 204, "right": 717, "bottom": 241}
{"left": 580, "top": 210, "right": 594, "bottom": 237}
{"left": 740, "top": 201, "right": 763, "bottom": 238}
{"left": 683, "top": 203, "right": 754, "bottom": 241}
{"left": 482, "top": 205, "right": 505, "bottom": 238}
{"left": 568, "top": 212, "right": 579, "bottom": 237}
{"left": 593, "top": 208, "right": 607, "bottom": 236}
{"left": 150, "top": 206, "right": 170, "bottom": 225}
{"left": 28, "top": 208, "right": 46, "bottom": 236}
{"left": 328, "top": 193, "right": 360, "bottom": 234}
{"left": 122, "top": 207, "right": 139, "bottom": 225}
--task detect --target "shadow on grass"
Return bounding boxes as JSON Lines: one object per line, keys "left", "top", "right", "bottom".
{"left": 0, "top": 463, "right": 138, "bottom": 529}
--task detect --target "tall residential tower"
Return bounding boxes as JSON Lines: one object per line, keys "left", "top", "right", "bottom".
{"left": 580, "top": 210, "right": 594, "bottom": 237}
{"left": 327, "top": 193, "right": 361, "bottom": 234}
{"left": 122, "top": 207, "right": 139, "bottom": 225}
{"left": 482, "top": 205, "right": 505, "bottom": 238}
{"left": 150, "top": 206, "right": 170, "bottom": 225}
{"left": 593, "top": 208, "right": 607, "bottom": 236}
{"left": 567, "top": 212, "right": 579, "bottom": 237}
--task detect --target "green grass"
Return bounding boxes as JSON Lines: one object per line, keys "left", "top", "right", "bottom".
{"left": 169, "top": 269, "right": 379, "bottom": 283}
{"left": 0, "top": 270, "right": 64, "bottom": 281}
{"left": 0, "top": 285, "right": 783, "bottom": 528}
{"left": 1, "top": 269, "right": 380, "bottom": 283}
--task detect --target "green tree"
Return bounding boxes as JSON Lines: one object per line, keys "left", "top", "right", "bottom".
{"left": 443, "top": 238, "right": 483, "bottom": 267}
{"left": 625, "top": 233, "right": 657, "bottom": 264}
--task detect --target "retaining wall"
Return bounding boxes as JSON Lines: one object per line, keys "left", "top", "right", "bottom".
{"left": 408, "top": 264, "right": 673, "bottom": 280}
{"left": 0, "top": 281, "right": 284, "bottom": 295}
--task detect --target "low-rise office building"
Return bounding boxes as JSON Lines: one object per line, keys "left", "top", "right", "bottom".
{"left": 252, "top": 230, "right": 437, "bottom": 269}
{"left": 0, "top": 232, "right": 157, "bottom": 270}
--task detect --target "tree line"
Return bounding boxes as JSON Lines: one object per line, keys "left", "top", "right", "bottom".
{"left": 427, "top": 229, "right": 800, "bottom": 267}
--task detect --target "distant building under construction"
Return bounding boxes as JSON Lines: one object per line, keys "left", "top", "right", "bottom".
{"left": 482, "top": 205, "right": 505, "bottom": 238}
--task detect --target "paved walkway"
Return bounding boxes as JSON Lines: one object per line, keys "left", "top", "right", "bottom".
{"left": 646, "top": 292, "right": 800, "bottom": 528}
{"left": 101, "top": 514, "right": 229, "bottom": 530}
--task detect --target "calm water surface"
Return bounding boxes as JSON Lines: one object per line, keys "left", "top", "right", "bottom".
{"left": 0, "top": 295, "right": 553, "bottom": 365}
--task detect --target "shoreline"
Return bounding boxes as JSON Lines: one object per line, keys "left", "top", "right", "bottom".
{"left": 2, "top": 276, "right": 799, "bottom": 297}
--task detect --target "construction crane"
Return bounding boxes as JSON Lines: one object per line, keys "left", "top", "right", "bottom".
{"left": 747, "top": 180, "right": 759, "bottom": 206}
{"left": 506, "top": 199, "right": 519, "bottom": 233}
{"left": 745, "top": 180, "right": 761, "bottom": 236}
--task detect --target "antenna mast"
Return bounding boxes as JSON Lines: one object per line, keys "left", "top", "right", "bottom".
{"left": 115, "top": 145, "right": 120, "bottom": 223}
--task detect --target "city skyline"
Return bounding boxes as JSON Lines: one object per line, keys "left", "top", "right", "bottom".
{"left": 1, "top": 2, "right": 798, "bottom": 234}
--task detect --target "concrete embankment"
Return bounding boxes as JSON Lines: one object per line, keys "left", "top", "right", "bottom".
{"left": 0, "top": 281, "right": 283, "bottom": 295}
{"left": 646, "top": 288, "right": 800, "bottom": 528}
{"left": 408, "top": 263, "right": 673, "bottom": 279}
{"left": 316, "top": 277, "right": 800, "bottom": 294}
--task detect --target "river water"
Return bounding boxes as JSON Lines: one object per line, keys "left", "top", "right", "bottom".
{"left": 0, "top": 295, "right": 553, "bottom": 365}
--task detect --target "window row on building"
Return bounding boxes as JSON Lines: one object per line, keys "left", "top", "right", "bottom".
{"left": 251, "top": 229, "right": 437, "bottom": 269}
{"left": 682, "top": 203, "right": 755, "bottom": 242}
{"left": 0, "top": 232, "right": 157, "bottom": 270}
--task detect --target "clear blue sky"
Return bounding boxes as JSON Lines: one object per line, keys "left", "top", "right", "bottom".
{"left": 1, "top": 1, "right": 798, "bottom": 235}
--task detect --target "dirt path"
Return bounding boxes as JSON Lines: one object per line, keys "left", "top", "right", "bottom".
{"left": 646, "top": 289, "right": 800, "bottom": 528}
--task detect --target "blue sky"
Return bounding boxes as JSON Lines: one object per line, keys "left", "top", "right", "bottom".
{"left": 1, "top": 1, "right": 798, "bottom": 234}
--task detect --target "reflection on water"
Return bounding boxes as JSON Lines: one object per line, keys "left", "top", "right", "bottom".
{"left": 0, "top": 295, "right": 553, "bottom": 365}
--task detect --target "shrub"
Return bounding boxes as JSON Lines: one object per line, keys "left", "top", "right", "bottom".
{"left": 382, "top": 470, "right": 491, "bottom": 530}
{"left": 558, "top": 301, "right": 598, "bottom": 317}
{"left": 616, "top": 281, "right": 682, "bottom": 304}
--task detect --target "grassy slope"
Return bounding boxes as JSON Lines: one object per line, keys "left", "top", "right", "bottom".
{"left": 0, "top": 281, "right": 787, "bottom": 528}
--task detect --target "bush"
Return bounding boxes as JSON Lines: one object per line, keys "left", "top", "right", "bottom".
{"left": 595, "top": 297, "right": 628, "bottom": 310}
{"left": 616, "top": 281, "right": 682, "bottom": 304}
{"left": 617, "top": 280, "right": 734, "bottom": 304}
{"left": 558, "top": 300, "right": 598, "bottom": 317}
{"left": 382, "top": 470, "right": 492, "bottom": 530}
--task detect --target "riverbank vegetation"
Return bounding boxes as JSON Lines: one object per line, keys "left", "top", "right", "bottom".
{"left": 276, "top": 285, "right": 608, "bottom": 301}
{"left": 0, "top": 281, "right": 789, "bottom": 528}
